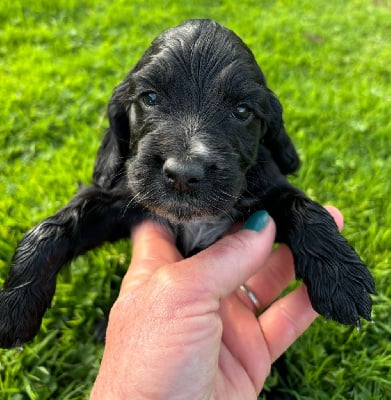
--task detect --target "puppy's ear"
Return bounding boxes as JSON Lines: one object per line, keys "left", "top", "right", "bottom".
{"left": 93, "top": 80, "right": 131, "bottom": 189}
{"left": 261, "top": 89, "right": 300, "bottom": 175}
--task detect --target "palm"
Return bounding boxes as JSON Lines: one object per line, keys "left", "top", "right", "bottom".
{"left": 91, "top": 207, "right": 342, "bottom": 400}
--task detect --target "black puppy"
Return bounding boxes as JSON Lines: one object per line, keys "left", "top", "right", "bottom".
{"left": 0, "top": 19, "right": 375, "bottom": 348}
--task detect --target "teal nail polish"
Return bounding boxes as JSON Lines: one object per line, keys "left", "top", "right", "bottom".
{"left": 243, "top": 210, "right": 269, "bottom": 232}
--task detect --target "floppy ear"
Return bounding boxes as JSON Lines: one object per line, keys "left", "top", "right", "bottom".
{"left": 261, "top": 89, "right": 300, "bottom": 175}
{"left": 93, "top": 79, "right": 131, "bottom": 189}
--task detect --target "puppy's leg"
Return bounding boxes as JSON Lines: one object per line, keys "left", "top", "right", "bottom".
{"left": 0, "top": 186, "right": 137, "bottom": 348}
{"left": 249, "top": 148, "right": 375, "bottom": 325}
{"left": 266, "top": 189, "right": 375, "bottom": 325}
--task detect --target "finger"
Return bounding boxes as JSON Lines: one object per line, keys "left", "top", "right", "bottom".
{"left": 219, "top": 295, "right": 271, "bottom": 390}
{"left": 120, "top": 221, "right": 183, "bottom": 294}
{"left": 240, "top": 244, "right": 294, "bottom": 310}
{"left": 181, "top": 214, "right": 276, "bottom": 300}
{"left": 240, "top": 205, "right": 344, "bottom": 309}
{"left": 258, "top": 285, "right": 318, "bottom": 362}
{"left": 130, "top": 220, "right": 182, "bottom": 266}
{"left": 324, "top": 205, "right": 344, "bottom": 230}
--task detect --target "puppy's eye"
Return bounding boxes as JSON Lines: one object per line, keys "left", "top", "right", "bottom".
{"left": 141, "top": 92, "right": 158, "bottom": 107}
{"left": 232, "top": 104, "right": 252, "bottom": 121}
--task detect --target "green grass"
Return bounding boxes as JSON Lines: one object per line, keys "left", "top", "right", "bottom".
{"left": 0, "top": 0, "right": 390, "bottom": 398}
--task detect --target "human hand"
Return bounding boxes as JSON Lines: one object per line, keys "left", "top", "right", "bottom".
{"left": 90, "top": 206, "right": 343, "bottom": 400}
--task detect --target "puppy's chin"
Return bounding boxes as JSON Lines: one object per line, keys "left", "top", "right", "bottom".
{"left": 130, "top": 186, "right": 239, "bottom": 224}
{"left": 144, "top": 199, "right": 235, "bottom": 224}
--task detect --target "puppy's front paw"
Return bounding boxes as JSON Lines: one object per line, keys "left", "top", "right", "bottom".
{"left": 296, "top": 233, "right": 375, "bottom": 326}
{"left": 0, "top": 283, "right": 50, "bottom": 348}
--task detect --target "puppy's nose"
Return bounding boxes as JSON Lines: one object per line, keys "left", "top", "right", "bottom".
{"left": 163, "top": 158, "right": 204, "bottom": 192}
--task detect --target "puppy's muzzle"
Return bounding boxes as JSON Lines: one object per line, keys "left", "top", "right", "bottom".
{"left": 163, "top": 157, "right": 205, "bottom": 192}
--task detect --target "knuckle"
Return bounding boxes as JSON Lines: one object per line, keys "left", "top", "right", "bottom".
{"left": 214, "top": 231, "right": 254, "bottom": 255}
{"left": 152, "top": 266, "right": 179, "bottom": 291}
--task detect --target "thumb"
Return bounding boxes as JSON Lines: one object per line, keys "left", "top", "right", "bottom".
{"left": 182, "top": 210, "right": 276, "bottom": 300}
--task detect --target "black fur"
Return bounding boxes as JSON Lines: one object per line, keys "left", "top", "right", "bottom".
{"left": 0, "top": 19, "right": 375, "bottom": 348}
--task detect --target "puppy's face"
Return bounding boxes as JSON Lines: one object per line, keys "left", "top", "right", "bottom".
{"left": 124, "top": 20, "right": 269, "bottom": 222}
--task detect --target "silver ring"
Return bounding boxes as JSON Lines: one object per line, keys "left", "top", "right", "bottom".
{"left": 239, "top": 284, "right": 261, "bottom": 312}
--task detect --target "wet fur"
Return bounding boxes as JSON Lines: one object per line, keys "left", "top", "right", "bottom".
{"left": 0, "top": 19, "right": 375, "bottom": 348}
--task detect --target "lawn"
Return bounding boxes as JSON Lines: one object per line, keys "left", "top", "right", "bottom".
{"left": 0, "top": 0, "right": 390, "bottom": 399}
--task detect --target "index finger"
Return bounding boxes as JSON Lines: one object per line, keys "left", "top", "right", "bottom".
{"left": 120, "top": 220, "right": 183, "bottom": 294}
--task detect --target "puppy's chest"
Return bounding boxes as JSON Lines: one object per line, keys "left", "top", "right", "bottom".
{"left": 177, "top": 216, "right": 235, "bottom": 256}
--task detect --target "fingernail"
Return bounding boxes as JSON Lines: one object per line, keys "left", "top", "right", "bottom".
{"left": 243, "top": 210, "right": 269, "bottom": 232}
